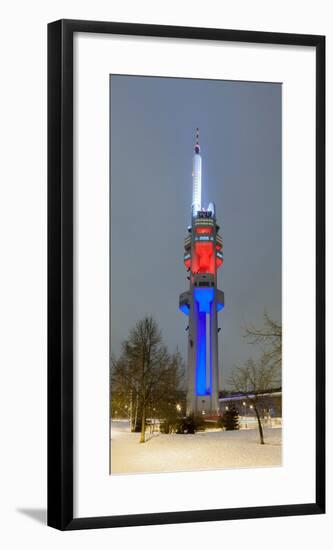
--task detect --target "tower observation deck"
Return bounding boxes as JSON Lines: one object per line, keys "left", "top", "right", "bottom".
{"left": 179, "top": 129, "right": 224, "bottom": 415}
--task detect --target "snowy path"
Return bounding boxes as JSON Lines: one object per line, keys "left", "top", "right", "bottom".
{"left": 110, "top": 421, "right": 282, "bottom": 474}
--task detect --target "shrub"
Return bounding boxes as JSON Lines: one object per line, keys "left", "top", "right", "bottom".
{"left": 218, "top": 408, "right": 240, "bottom": 431}
{"left": 175, "top": 414, "right": 206, "bottom": 434}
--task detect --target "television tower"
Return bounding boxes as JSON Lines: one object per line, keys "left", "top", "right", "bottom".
{"left": 179, "top": 129, "right": 224, "bottom": 415}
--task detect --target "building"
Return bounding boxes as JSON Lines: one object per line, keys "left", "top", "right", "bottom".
{"left": 179, "top": 130, "right": 224, "bottom": 415}
{"left": 219, "top": 391, "right": 282, "bottom": 427}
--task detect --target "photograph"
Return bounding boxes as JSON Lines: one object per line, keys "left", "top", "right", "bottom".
{"left": 109, "top": 74, "right": 282, "bottom": 475}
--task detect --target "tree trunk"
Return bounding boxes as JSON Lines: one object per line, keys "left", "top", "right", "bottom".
{"left": 132, "top": 393, "right": 138, "bottom": 432}
{"left": 254, "top": 404, "right": 265, "bottom": 444}
{"left": 140, "top": 404, "right": 146, "bottom": 443}
{"left": 129, "top": 389, "right": 133, "bottom": 431}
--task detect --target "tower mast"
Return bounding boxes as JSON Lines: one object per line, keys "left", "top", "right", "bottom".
{"left": 192, "top": 128, "right": 202, "bottom": 215}
{"left": 179, "top": 130, "right": 225, "bottom": 416}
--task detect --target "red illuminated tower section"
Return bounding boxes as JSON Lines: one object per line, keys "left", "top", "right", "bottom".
{"left": 179, "top": 130, "right": 224, "bottom": 415}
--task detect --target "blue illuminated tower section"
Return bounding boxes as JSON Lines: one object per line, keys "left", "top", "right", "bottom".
{"left": 179, "top": 129, "right": 224, "bottom": 415}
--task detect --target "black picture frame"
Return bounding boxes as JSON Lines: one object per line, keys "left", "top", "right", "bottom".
{"left": 47, "top": 19, "right": 325, "bottom": 530}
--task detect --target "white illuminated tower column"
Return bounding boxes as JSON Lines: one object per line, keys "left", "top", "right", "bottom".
{"left": 192, "top": 128, "right": 202, "bottom": 214}
{"left": 179, "top": 129, "right": 224, "bottom": 416}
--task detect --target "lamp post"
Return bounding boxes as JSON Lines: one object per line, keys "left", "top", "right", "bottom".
{"left": 242, "top": 401, "right": 247, "bottom": 429}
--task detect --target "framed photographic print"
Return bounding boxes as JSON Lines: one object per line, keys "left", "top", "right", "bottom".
{"left": 47, "top": 19, "right": 325, "bottom": 530}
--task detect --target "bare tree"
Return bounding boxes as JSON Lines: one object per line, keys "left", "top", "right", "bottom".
{"left": 229, "top": 357, "right": 279, "bottom": 444}
{"left": 243, "top": 312, "right": 282, "bottom": 371}
{"left": 109, "top": 353, "right": 130, "bottom": 419}
{"left": 148, "top": 349, "right": 185, "bottom": 423}
{"left": 111, "top": 316, "right": 183, "bottom": 443}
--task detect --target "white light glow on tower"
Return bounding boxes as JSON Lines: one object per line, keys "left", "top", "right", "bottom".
{"left": 192, "top": 128, "right": 202, "bottom": 215}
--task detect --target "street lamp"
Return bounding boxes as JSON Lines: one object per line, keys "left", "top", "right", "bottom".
{"left": 242, "top": 401, "right": 247, "bottom": 429}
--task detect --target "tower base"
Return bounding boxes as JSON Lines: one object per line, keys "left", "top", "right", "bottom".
{"left": 186, "top": 394, "right": 220, "bottom": 417}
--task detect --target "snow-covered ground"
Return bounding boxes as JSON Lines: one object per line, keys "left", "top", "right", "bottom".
{"left": 110, "top": 420, "right": 282, "bottom": 475}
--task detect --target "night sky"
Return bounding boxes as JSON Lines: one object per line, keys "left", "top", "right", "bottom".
{"left": 110, "top": 75, "right": 281, "bottom": 388}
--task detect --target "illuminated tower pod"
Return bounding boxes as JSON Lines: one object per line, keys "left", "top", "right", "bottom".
{"left": 179, "top": 130, "right": 224, "bottom": 415}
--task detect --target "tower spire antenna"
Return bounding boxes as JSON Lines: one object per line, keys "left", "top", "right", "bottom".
{"left": 194, "top": 127, "right": 200, "bottom": 154}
